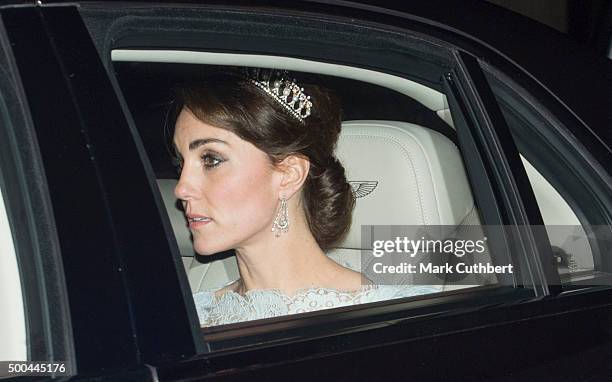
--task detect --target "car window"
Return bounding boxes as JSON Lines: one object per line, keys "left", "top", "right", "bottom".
{"left": 74, "top": 3, "right": 541, "bottom": 352}
{"left": 113, "top": 53, "right": 519, "bottom": 330}
{"left": 521, "top": 156, "right": 598, "bottom": 276}
{"left": 0, "top": 184, "right": 27, "bottom": 362}
{"left": 482, "top": 63, "right": 612, "bottom": 286}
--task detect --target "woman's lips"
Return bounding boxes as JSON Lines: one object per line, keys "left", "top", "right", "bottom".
{"left": 187, "top": 215, "right": 212, "bottom": 228}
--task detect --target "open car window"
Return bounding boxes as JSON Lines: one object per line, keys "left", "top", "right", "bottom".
{"left": 113, "top": 53, "right": 490, "bottom": 290}
{"left": 111, "top": 49, "right": 521, "bottom": 338}
{"left": 79, "top": 3, "right": 547, "bottom": 352}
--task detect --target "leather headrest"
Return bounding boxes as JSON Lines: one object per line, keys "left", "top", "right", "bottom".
{"left": 335, "top": 120, "right": 475, "bottom": 249}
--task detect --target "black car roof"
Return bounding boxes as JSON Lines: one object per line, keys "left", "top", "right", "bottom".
{"left": 2, "top": 0, "right": 610, "bottom": 146}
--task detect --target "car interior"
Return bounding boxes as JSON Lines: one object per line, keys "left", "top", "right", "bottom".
{"left": 112, "top": 50, "right": 592, "bottom": 297}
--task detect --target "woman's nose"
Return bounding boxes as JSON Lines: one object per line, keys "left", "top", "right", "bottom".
{"left": 174, "top": 172, "right": 199, "bottom": 201}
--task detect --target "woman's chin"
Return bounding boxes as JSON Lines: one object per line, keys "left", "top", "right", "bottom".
{"left": 194, "top": 242, "right": 228, "bottom": 256}
{"left": 194, "top": 247, "right": 216, "bottom": 256}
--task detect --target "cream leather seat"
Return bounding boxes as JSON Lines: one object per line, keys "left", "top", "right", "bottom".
{"left": 158, "top": 120, "right": 486, "bottom": 293}
{"left": 327, "top": 121, "right": 487, "bottom": 289}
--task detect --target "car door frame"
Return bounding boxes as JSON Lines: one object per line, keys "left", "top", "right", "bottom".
{"left": 0, "top": 8, "right": 76, "bottom": 375}
{"left": 1, "top": 4, "right": 205, "bottom": 379}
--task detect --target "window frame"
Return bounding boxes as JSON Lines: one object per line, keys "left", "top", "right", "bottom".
{"left": 0, "top": 11, "right": 75, "bottom": 371}
{"left": 481, "top": 62, "right": 612, "bottom": 280}
{"left": 2, "top": 4, "right": 205, "bottom": 374}
{"left": 443, "top": 51, "right": 562, "bottom": 296}
{"left": 86, "top": 2, "right": 549, "bottom": 353}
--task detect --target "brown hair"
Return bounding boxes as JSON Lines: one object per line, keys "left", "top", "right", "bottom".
{"left": 172, "top": 70, "right": 354, "bottom": 251}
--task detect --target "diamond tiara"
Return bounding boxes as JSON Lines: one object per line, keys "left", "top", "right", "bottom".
{"left": 244, "top": 68, "right": 313, "bottom": 123}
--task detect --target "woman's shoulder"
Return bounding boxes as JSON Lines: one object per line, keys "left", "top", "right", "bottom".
{"left": 192, "top": 280, "right": 241, "bottom": 311}
{"left": 192, "top": 280, "right": 246, "bottom": 326}
{"left": 326, "top": 261, "right": 440, "bottom": 299}
{"left": 213, "top": 279, "right": 241, "bottom": 297}
{"left": 324, "top": 261, "right": 373, "bottom": 291}
{"left": 194, "top": 280, "right": 295, "bottom": 326}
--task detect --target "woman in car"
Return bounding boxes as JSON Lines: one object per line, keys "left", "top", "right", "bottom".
{"left": 172, "top": 68, "right": 437, "bottom": 326}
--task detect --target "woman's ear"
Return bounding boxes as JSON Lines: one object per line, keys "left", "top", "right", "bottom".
{"left": 277, "top": 155, "right": 310, "bottom": 199}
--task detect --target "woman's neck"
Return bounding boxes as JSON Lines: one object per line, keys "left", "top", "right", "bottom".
{"left": 233, "top": 223, "right": 343, "bottom": 296}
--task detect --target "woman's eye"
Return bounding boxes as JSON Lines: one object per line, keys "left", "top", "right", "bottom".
{"left": 202, "top": 154, "right": 223, "bottom": 169}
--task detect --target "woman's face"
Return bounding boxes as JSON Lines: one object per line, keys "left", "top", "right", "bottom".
{"left": 173, "top": 108, "right": 282, "bottom": 255}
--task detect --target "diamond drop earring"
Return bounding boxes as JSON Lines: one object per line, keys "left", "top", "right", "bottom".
{"left": 272, "top": 197, "right": 289, "bottom": 237}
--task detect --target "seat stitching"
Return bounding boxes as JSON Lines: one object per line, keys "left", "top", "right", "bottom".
{"left": 341, "top": 134, "right": 428, "bottom": 225}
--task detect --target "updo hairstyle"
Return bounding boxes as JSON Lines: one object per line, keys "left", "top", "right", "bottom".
{"left": 172, "top": 70, "right": 355, "bottom": 252}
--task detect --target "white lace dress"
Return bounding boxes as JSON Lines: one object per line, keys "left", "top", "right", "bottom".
{"left": 193, "top": 284, "right": 441, "bottom": 327}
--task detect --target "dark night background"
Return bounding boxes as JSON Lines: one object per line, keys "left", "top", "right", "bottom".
{"left": 486, "top": 0, "right": 611, "bottom": 58}
{"left": 374, "top": 0, "right": 612, "bottom": 59}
